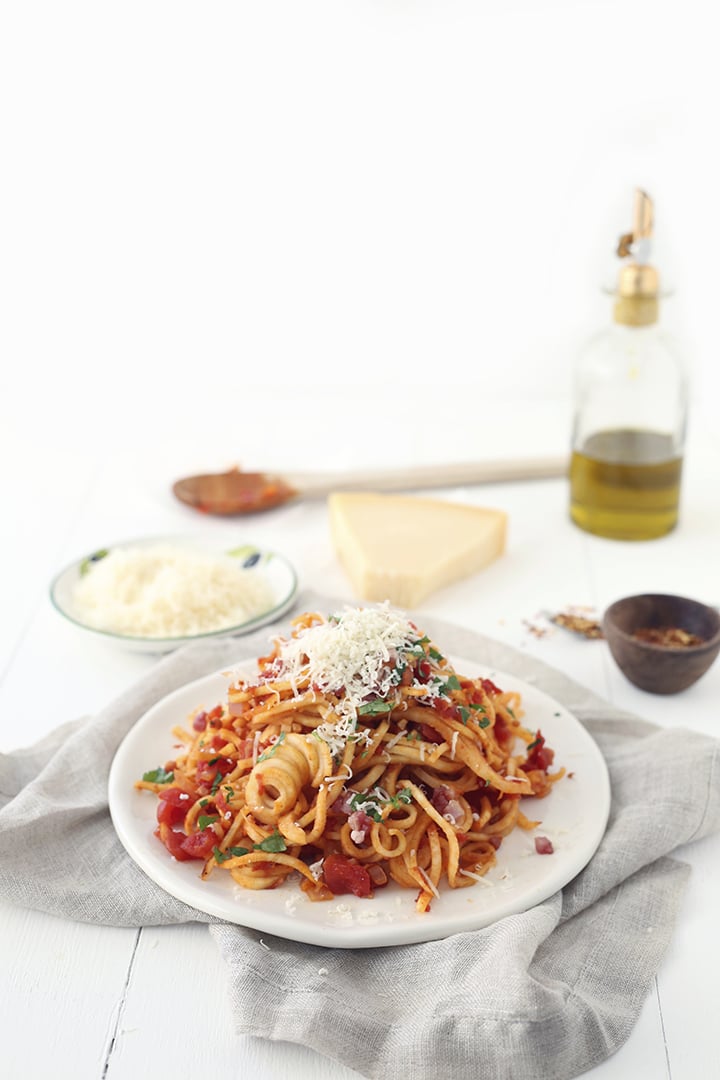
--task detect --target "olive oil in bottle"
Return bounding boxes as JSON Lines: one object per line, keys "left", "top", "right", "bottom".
{"left": 570, "top": 429, "right": 683, "bottom": 540}
{"left": 569, "top": 190, "right": 687, "bottom": 541}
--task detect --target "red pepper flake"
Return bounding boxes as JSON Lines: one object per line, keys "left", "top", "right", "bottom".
{"left": 551, "top": 612, "right": 604, "bottom": 640}
{"left": 632, "top": 625, "right": 704, "bottom": 648}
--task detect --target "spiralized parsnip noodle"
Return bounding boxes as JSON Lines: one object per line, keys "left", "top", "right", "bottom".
{"left": 136, "top": 605, "right": 565, "bottom": 912}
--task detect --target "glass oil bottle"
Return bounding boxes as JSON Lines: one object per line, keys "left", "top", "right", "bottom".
{"left": 569, "top": 189, "right": 687, "bottom": 540}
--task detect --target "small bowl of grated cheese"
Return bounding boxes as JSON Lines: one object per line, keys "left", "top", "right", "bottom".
{"left": 50, "top": 536, "right": 299, "bottom": 652}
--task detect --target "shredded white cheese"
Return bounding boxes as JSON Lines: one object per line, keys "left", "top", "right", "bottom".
{"left": 385, "top": 730, "right": 406, "bottom": 752}
{"left": 253, "top": 604, "right": 422, "bottom": 755}
{"left": 459, "top": 868, "right": 495, "bottom": 886}
{"left": 416, "top": 866, "right": 440, "bottom": 898}
{"left": 73, "top": 544, "right": 274, "bottom": 638}
{"left": 270, "top": 604, "right": 415, "bottom": 705}
{"left": 308, "top": 858, "right": 324, "bottom": 881}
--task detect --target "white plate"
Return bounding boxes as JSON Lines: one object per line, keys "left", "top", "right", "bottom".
{"left": 108, "top": 658, "right": 610, "bottom": 947}
{"left": 50, "top": 534, "right": 298, "bottom": 653}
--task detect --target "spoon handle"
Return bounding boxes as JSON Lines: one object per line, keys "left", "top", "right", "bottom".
{"left": 284, "top": 456, "right": 569, "bottom": 497}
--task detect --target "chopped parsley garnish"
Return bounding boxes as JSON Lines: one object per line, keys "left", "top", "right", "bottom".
{"left": 214, "top": 844, "right": 250, "bottom": 862}
{"left": 253, "top": 830, "right": 287, "bottom": 853}
{"left": 224, "top": 786, "right": 234, "bottom": 798}
{"left": 198, "top": 798, "right": 209, "bottom": 808}
{"left": 428, "top": 647, "right": 443, "bottom": 661}
{"left": 469, "top": 703, "right": 486, "bottom": 713}
{"left": 210, "top": 771, "right": 223, "bottom": 795}
{"left": 439, "top": 674, "right": 461, "bottom": 694}
{"left": 349, "top": 791, "right": 383, "bottom": 822}
{"left": 349, "top": 787, "right": 413, "bottom": 820}
{"left": 478, "top": 718, "right": 490, "bottom": 729}
{"left": 358, "top": 699, "right": 394, "bottom": 716}
{"left": 142, "top": 766, "right": 174, "bottom": 784}
{"left": 458, "top": 706, "right": 471, "bottom": 725}
{"left": 257, "top": 733, "right": 286, "bottom": 763}
{"left": 198, "top": 815, "right": 219, "bottom": 830}
{"left": 527, "top": 734, "right": 541, "bottom": 752}
{"left": 405, "top": 635, "right": 430, "bottom": 655}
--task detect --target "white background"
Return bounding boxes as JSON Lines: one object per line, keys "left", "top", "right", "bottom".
{"left": 2, "top": 0, "right": 719, "bottom": 414}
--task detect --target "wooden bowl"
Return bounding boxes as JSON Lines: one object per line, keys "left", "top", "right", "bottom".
{"left": 603, "top": 594, "right": 720, "bottom": 694}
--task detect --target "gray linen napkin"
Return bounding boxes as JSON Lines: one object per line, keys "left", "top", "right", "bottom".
{"left": 1, "top": 591, "right": 718, "bottom": 1080}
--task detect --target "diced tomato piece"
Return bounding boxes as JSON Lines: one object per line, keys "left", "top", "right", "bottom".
{"left": 481, "top": 678, "right": 502, "bottom": 696}
{"left": 323, "top": 853, "right": 373, "bottom": 898}
{"left": 417, "top": 659, "right": 432, "bottom": 681}
{"left": 433, "top": 698, "right": 459, "bottom": 721}
{"left": 197, "top": 757, "right": 234, "bottom": 783}
{"left": 525, "top": 731, "right": 555, "bottom": 772}
{"left": 493, "top": 714, "right": 509, "bottom": 744}
{"left": 180, "top": 828, "right": 218, "bottom": 860}
{"left": 155, "top": 825, "right": 193, "bottom": 861}
{"left": 156, "top": 787, "right": 192, "bottom": 827}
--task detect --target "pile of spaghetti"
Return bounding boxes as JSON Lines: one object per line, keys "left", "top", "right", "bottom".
{"left": 136, "top": 605, "right": 564, "bottom": 912}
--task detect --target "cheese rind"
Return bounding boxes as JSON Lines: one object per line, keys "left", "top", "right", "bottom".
{"left": 328, "top": 492, "right": 507, "bottom": 607}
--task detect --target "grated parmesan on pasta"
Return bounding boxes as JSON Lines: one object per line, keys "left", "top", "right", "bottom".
{"left": 73, "top": 544, "right": 275, "bottom": 638}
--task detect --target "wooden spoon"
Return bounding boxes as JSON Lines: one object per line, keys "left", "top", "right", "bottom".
{"left": 172, "top": 456, "right": 569, "bottom": 515}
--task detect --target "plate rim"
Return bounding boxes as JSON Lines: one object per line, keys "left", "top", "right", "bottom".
{"left": 108, "top": 658, "right": 611, "bottom": 947}
{"left": 49, "top": 532, "right": 299, "bottom": 646}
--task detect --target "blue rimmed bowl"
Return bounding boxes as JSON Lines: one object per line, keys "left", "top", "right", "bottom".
{"left": 50, "top": 534, "right": 299, "bottom": 653}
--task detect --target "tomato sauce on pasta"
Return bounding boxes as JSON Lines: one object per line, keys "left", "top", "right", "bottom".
{"left": 136, "top": 605, "right": 564, "bottom": 913}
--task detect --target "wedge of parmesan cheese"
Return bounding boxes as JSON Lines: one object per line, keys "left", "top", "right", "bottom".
{"left": 328, "top": 492, "right": 507, "bottom": 607}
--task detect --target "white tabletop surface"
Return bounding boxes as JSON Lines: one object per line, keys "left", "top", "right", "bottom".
{"left": 2, "top": 389, "right": 719, "bottom": 1080}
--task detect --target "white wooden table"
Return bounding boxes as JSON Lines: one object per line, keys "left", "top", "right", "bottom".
{"left": 2, "top": 391, "right": 718, "bottom": 1080}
